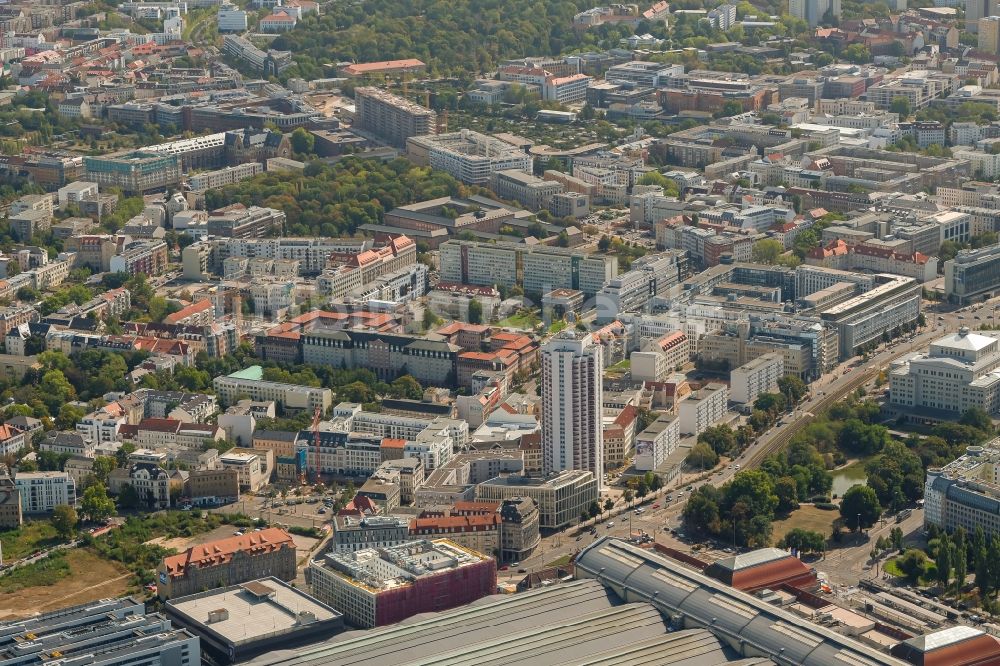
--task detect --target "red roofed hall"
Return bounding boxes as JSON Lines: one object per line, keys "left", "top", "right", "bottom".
{"left": 702, "top": 547, "right": 818, "bottom": 592}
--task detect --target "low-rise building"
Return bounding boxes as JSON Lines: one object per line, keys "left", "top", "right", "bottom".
{"left": 474, "top": 470, "right": 598, "bottom": 529}
{"left": 15, "top": 471, "right": 76, "bottom": 513}
{"left": 308, "top": 539, "right": 496, "bottom": 628}
{"left": 157, "top": 528, "right": 296, "bottom": 599}
{"left": 164, "top": 578, "right": 342, "bottom": 665}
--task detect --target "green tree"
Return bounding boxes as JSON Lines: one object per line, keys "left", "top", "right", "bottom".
{"left": 840, "top": 484, "right": 881, "bottom": 531}
{"left": 751, "top": 239, "right": 784, "bottom": 264}
{"left": 777, "top": 375, "right": 807, "bottom": 404}
{"left": 780, "top": 528, "right": 826, "bottom": 553}
{"left": 698, "top": 424, "right": 736, "bottom": 455}
{"left": 118, "top": 483, "right": 140, "bottom": 510}
{"left": 889, "top": 96, "right": 912, "bottom": 118}
{"left": 960, "top": 407, "right": 994, "bottom": 434}
{"left": 80, "top": 482, "right": 116, "bottom": 523}
{"left": 754, "top": 392, "right": 786, "bottom": 417}
{"left": 838, "top": 419, "right": 890, "bottom": 456}
{"left": 290, "top": 127, "right": 315, "bottom": 155}
{"left": 389, "top": 375, "right": 423, "bottom": 400}
{"left": 683, "top": 486, "right": 722, "bottom": 535}
{"left": 955, "top": 543, "right": 968, "bottom": 591}
{"left": 936, "top": 538, "right": 952, "bottom": 587}
{"left": 898, "top": 548, "right": 929, "bottom": 583}
{"left": 56, "top": 403, "right": 86, "bottom": 431}
{"left": 603, "top": 497, "right": 614, "bottom": 514}
{"left": 686, "top": 442, "right": 719, "bottom": 469}
{"left": 468, "top": 298, "right": 483, "bottom": 324}
{"left": 775, "top": 476, "right": 800, "bottom": 513}
{"left": 51, "top": 503, "right": 78, "bottom": 539}
{"left": 598, "top": 235, "right": 611, "bottom": 251}
{"left": 588, "top": 500, "right": 601, "bottom": 518}
{"left": 91, "top": 456, "right": 116, "bottom": 484}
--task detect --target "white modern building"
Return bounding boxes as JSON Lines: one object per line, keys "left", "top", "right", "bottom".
{"left": 217, "top": 2, "right": 248, "bottom": 31}
{"left": 541, "top": 332, "right": 604, "bottom": 489}
{"left": 890, "top": 328, "right": 1000, "bottom": 415}
{"left": 407, "top": 130, "right": 533, "bottom": 185}
{"left": 730, "top": 353, "right": 784, "bottom": 404}
{"left": 634, "top": 414, "right": 680, "bottom": 472}
{"left": 15, "top": 471, "right": 76, "bottom": 513}
{"left": 677, "top": 383, "right": 729, "bottom": 436}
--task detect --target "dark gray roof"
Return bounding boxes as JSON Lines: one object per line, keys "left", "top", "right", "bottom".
{"left": 249, "top": 580, "right": 756, "bottom": 666}
{"left": 574, "top": 538, "right": 907, "bottom": 666}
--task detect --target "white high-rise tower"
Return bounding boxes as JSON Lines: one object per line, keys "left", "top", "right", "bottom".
{"left": 541, "top": 331, "right": 604, "bottom": 489}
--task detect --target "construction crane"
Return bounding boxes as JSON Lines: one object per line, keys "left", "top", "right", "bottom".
{"left": 310, "top": 405, "right": 322, "bottom": 485}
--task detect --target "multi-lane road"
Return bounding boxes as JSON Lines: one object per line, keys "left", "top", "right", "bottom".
{"left": 505, "top": 301, "right": 977, "bottom": 580}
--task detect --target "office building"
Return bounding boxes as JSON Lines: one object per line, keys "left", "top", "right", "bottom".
{"left": 475, "top": 469, "right": 598, "bottom": 529}
{"left": 0, "top": 597, "right": 199, "bottom": 666}
{"left": 926, "top": 437, "right": 1000, "bottom": 538}
{"left": 83, "top": 152, "right": 182, "bottom": 195}
{"left": 596, "top": 252, "right": 681, "bottom": 321}
{"left": 730, "top": 353, "right": 784, "bottom": 404}
{"left": 440, "top": 239, "right": 617, "bottom": 296}
{"left": 634, "top": 414, "right": 680, "bottom": 472}
{"left": 15, "top": 471, "right": 75, "bottom": 514}
{"left": 981, "top": 17, "right": 1000, "bottom": 54}
{"left": 354, "top": 87, "right": 436, "bottom": 148}
{"left": 213, "top": 366, "right": 332, "bottom": 412}
{"left": 407, "top": 130, "right": 532, "bottom": 185}
{"left": 488, "top": 169, "right": 563, "bottom": 211}
{"left": 331, "top": 515, "right": 410, "bottom": 552}
{"left": 890, "top": 328, "right": 1000, "bottom": 415}
{"left": 157, "top": 528, "right": 297, "bottom": 599}
{"left": 308, "top": 539, "right": 496, "bottom": 628}
{"left": 945, "top": 243, "right": 1000, "bottom": 304}
{"left": 819, "top": 274, "right": 921, "bottom": 357}
{"left": 408, "top": 512, "right": 501, "bottom": 557}
{"left": 541, "top": 332, "right": 604, "bottom": 487}
{"left": 164, "top": 578, "right": 343, "bottom": 664}
{"left": 677, "top": 383, "right": 729, "bottom": 436}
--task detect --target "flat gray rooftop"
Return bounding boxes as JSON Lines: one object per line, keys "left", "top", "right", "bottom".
{"left": 167, "top": 578, "right": 339, "bottom": 645}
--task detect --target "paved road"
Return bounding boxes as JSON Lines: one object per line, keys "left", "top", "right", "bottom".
{"left": 505, "top": 301, "right": 977, "bottom": 581}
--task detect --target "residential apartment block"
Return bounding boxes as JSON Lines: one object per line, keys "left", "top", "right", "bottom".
{"left": 15, "top": 471, "right": 76, "bottom": 513}
{"left": 678, "top": 383, "right": 729, "bottom": 436}
{"left": 354, "top": 87, "right": 436, "bottom": 148}
{"left": 730, "top": 353, "right": 784, "bottom": 404}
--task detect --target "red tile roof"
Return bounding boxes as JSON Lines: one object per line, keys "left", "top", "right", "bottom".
{"left": 162, "top": 527, "right": 293, "bottom": 579}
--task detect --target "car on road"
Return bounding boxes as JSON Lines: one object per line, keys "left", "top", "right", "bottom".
{"left": 518, "top": 568, "right": 527, "bottom": 574}
{"left": 606, "top": 522, "right": 615, "bottom": 528}
{"left": 318, "top": 508, "right": 327, "bottom": 514}
{"left": 652, "top": 503, "right": 661, "bottom": 509}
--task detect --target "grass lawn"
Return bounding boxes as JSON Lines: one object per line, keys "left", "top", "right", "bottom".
{"left": 549, "top": 319, "right": 568, "bottom": 334}
{"left": 499, "top": 309, "right": 540, "bottom": 330}
{"left": 0, "top": 521, "right": 61, "bottom": 561}
{"left": 607, "top": 359, "right": 631, "bottom": 372}
{"left": 0, "top": 549, "right": 130, "bottom": 619}
{"left": 771, "top": 505, "right": 838, "bottom": 545}
{"left": 545, "top": 554, "right": 573, "bottom": 568}
{"left": 883, "top": 558, "right": 903, "bottom": 577}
